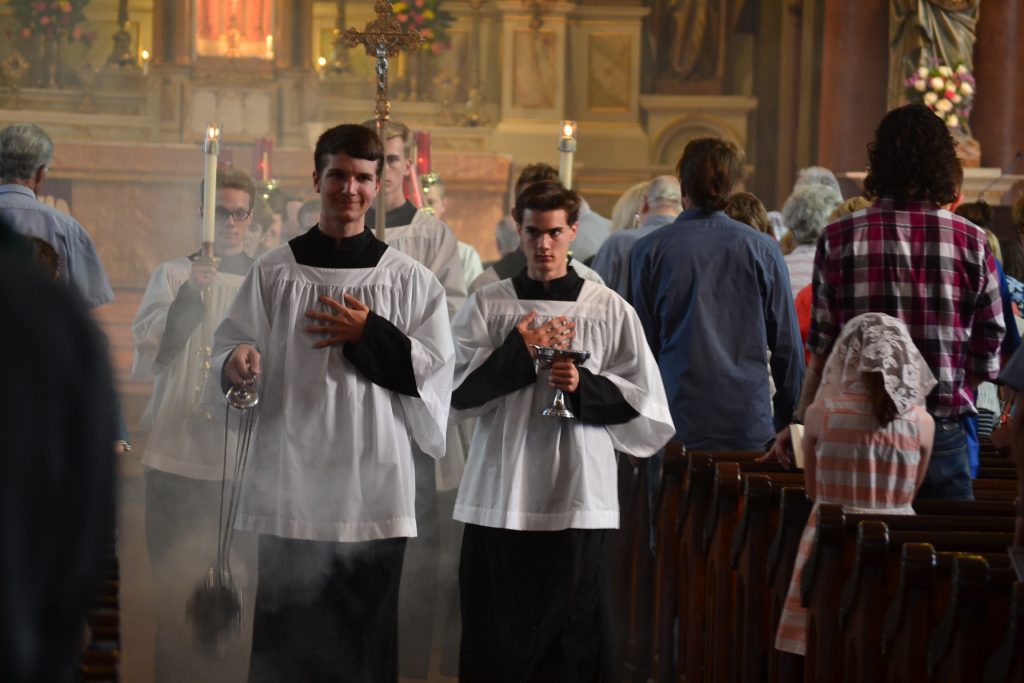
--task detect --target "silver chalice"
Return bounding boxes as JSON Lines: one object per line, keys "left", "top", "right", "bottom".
{"left": 531, "top": 345, "right": 591, "bottom": 419}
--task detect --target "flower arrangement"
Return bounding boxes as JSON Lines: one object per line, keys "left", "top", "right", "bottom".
{"left": 905, "top": 61, "right": 975, "bottom": 133}
{"left": 10, "top": 0, "right": 97, "bottom": 45}
{"left": 392, "top": 0, "right": 455, "bottom": 54}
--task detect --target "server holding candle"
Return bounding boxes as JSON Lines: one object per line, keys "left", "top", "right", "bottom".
{"left": 131, "top": 128, "right": 258, "bottom": 681}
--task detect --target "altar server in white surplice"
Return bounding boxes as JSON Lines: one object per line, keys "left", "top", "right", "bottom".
{"left": 131, "top": 166, "right": 257, "bottom": 683}
{"left": 450, "top": 181, "right": 675, "bottom": 683}
{"left": 209, "top": 124, "right": 455, "bottom": 683}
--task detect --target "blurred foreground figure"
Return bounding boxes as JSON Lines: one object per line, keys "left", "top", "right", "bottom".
{"left": 0, "top": 223, "right": 116, "bottom": 683}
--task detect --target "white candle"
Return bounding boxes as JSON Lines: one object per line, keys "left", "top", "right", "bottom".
{"left": 558, "top": 120, "right": 577, "bottom": 190}
{"left": 203, "top": 124, "right": 220, "bottom": 245}
{"left": 140, "top": 49, "right": 150, "bottom": 76}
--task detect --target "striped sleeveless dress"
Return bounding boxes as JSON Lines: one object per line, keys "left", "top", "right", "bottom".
{"left": 775, "top": 393, "right": 923, "bottom": 654}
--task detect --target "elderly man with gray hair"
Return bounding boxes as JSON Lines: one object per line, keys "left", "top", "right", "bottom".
{"left": 0, "top": 123, "right": 112, "bottom": 309}
{"left": 782, "top": 182, "right": 843, "bottom": 295}
{"left": 591, "top": 175, "right": 683, "bottom": 298}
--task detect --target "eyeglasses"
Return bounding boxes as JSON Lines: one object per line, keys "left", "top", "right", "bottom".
{"left": 213, "top": 207, "right": 252, "bottom": 222}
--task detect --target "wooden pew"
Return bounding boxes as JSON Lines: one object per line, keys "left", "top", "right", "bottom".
{"left": 670, "top": 450, "right": 762, "bottom": 683}
{"left": 703, "top": 466, "right": 804, "bottom": 683}
{"left": 927, "top": 554, "right": 1015, "bottom": 683}
{"left": 649, "top": 442, "right": 687, "bottom": 683}
{"left": 767, "top": 487, "right": 813, "bottom": 683}
{"left": 80, "top": 551, "right": 120, "bottom": 681}
{"left": 801, "top": 506, "right": 1014, "bottom": 683}
{"left": 882, "top": 547, "right": 1017, "bottom": 683}
{"left": 616, "top": 452, "right": 655, "bottom": 683}
{"left": 983, "top": 581, "right": 1024, "bottom": 683}
{"left": 839, "top": 518, "right": 1012, "bottom": 683}
{"left": 730, "top": 475, "right": 779, "bottom": 683}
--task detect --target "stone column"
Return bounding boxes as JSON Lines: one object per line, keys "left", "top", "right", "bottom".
{"left": 815, "top": 0, "right": 889, "bottom": 183}
{"left": 151, "top": 0, "right": 191, "bottom": 66}
{"left": 275, "top": 0, "right": 314, "bottom": 71}
{"left": 972, "top": 0, "right": 1024, "bottom": 172}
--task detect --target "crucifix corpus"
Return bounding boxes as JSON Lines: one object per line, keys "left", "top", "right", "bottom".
{"left": 344, "top": 0, "right": 424, "bottom": 240}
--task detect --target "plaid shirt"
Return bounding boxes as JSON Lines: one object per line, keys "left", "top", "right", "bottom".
{"left": 808, "top": 197, "right": 1004, "bottom": 418}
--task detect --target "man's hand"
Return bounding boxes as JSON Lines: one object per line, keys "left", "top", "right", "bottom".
{"left": 549, "top": 358, "right": 580, "bottom": 393}
{"left": 226, "top": 343, "right": 261, "bottom": 385}
{"left": 517, "top": 311, "right": 575, "bottom": 356}
{"left": 304, "top": 294, "right": 370, "bottom": 348}
{"left": 188, "top": 261, "right": 218, "bottom": 291}
{"left": 759, "top": 425, "right": 794, "bottom": 469}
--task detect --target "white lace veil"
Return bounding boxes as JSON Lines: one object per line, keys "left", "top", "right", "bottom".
{"left": 816, "top": 312, "right": 937, "bottom": 416}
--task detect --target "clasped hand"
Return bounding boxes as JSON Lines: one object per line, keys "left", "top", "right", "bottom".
{"left": 516, "top": 311, "right": 579, "bottom": 393}
{"left": 304, "top": 294, "right": 370, "bottom": 348}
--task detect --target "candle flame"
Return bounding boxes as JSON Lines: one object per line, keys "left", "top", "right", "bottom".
{"left": 563, "top": 124, "right": 573, "bottom": 137}
{"left": 317, "top": 56, "right": 327, "bottom": 67}
{"left": 141, "top": 49, "right": 150, "bottom": 61}
{"left": 207, "top": 125, "right": 220, "bottom": 141}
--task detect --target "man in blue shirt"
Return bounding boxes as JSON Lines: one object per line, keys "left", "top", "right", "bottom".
{"left": 0, "top": 123, "right": 112, "bottom": 309}
{"left": 630, "top": 138, "right": 804, "bottom": 450}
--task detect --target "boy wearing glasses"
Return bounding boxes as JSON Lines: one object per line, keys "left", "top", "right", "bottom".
{"left": 130, "top": 166, "right": 258, "bottom": 680}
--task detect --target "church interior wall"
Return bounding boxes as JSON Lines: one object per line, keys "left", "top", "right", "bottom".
{"left": 1, "top": 0, "right": 1021, "bottom": 280}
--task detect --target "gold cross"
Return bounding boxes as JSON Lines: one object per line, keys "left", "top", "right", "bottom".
{"left": 343, "top": 0, "right": 423, "bottom": 124}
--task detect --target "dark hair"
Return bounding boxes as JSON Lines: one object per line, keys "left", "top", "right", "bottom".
{"left": 512, "top": 181, "right": 581, "bottom": 225}
{"left": 515, "top": 163, "right": 560, "bottom": 196}
{"left": 199, "top": 165, "right": 256, "bottom": 210}
{"left": 954, "top": 201, "right": 993, "bottom": 230}
{"left": 1003, "top": 240, "right": 1024, "bottom": 282}
{"left": 725, "top": 191, "right": 771, "bottom": 236}
{"left": 863, "top": 104, "right": 961, "bottom": 205}
{"left": 1013, "top": 193, "right": 1024, "bottom": 231}
{"left": 29, "top": 237, "right": 60, "bottom": 280}
{"left": 676, "top": 138, "right": 743, "bottom": 211}
{"left": 315, "top": 124, "right": 385, "bottom": 176}
{"left": 861, "top": 371, "right": 899, "bottom": 425}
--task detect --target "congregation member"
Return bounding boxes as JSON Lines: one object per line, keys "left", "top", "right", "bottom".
{"left": 725, "top": 190, "right": 773, "bottom": 236}
{"left": 631, "top": 138, "right": 804, "bottom": 451}
{"left": 591, "top": 175, "right": 683, "bottom": 298}
{"left": 768, "top": 104, "right": 1005, "bottom": 502}
{"left": 0, "top": 220, "right": 118, "bottom": 683}
{"left": 450, "top": 181, "right": 674, "bottom": 682}
{"left": 774, "top": 313, "right": 936, "bottom": 656}
{"left": 131, "top": 167, "right": 258, "bottom": 681}
{"left": 296, "top": 198, "right": 321, "bottom": 233}
{"left": 607, "top": 180, "right": 649, "bottom": 234}
{"left": 471, "top": 163, "right": 604, "bottom": 294}
{"left": 210, "top": 124, "right": 454, "bottom": 682}
{"left": 995, "top": 346, "right": 1024, "bottom": 546}
{"left": 781, "top": 182, "right": 842, "bottom": 294}
{"left": 0, "top": 122, "right": 113, "bottom": 309}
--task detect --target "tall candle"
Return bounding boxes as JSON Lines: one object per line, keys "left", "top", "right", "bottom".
{"left": 558, "top": 121, "right": 577, "bottom": 190}
{"left": 414, "top": 130, "right": 432, "bottom": 176}
{"left": 252, "top": 137, "right": 272, "bottom": 183}
{"left": 203, "top": 124, "right": 220, "bottom": 245}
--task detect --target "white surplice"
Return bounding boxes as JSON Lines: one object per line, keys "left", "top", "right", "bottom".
{"left": 451, "top": 279, "right": 675, "bottom": 531}
{"left": 208, "top": 245, "right": 455, "bottom": 542}
{"left": 132, "top": 257, "right": 247, "bottom": 480}
{"left": 385, "top": 209, "right": 467, "bottom": 317}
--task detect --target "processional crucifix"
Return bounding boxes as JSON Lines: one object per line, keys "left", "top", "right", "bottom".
{"left": 344, "top": 0, "right": 423, "bottom": 240}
